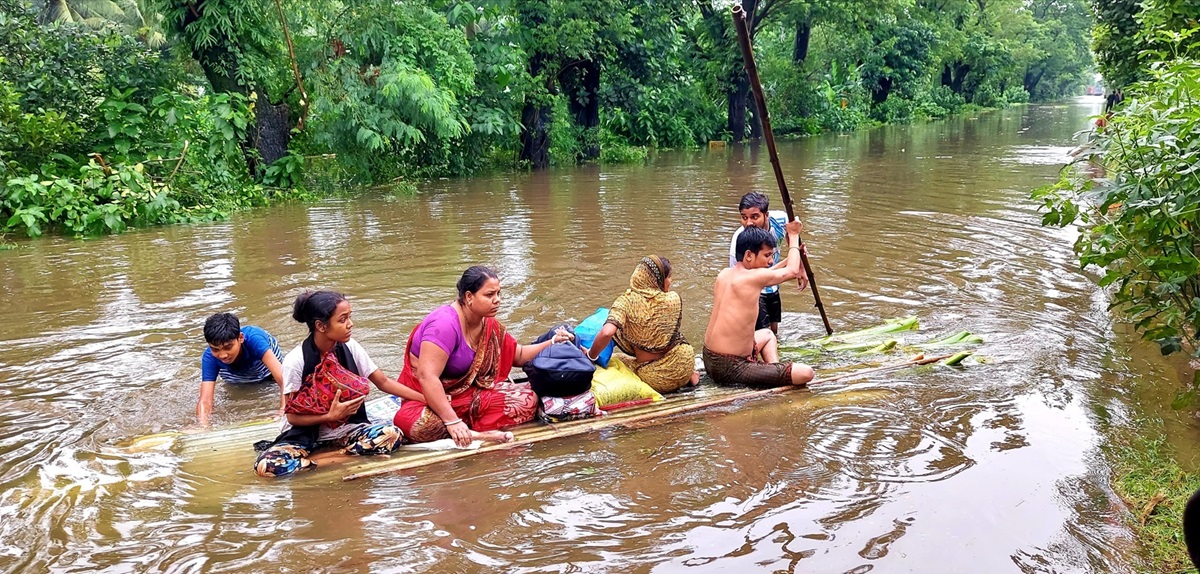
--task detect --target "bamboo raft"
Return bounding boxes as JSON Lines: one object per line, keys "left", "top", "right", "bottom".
{"left": 340, "top": 353, "right": 950, "bottom": 481}
{"left": 124, "top": 317, "right": 977, "bottom": 482}
{"left": 138, "top": 352, "right": 952, "bottom": 483}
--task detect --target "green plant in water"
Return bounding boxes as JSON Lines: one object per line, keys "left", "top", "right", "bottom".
{"left": 262, "top": 152, "right": 304, "bottom": 189}
{"left": 1033, "top": 54, "right": 1200, "bottom": 403}
{"left": 805, "top": 316, "right": 921, "bottom": 347}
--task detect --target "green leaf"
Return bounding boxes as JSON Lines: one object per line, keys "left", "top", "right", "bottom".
{"left": 1172, "top": 388, "right": 1197, "bottom": 410}
{"left": 1156, "top": 337, "right": 1183, "bottom": 356}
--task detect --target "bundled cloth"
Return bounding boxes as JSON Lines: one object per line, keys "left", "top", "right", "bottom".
{"left": 538, "top": 391, "right": 604, "bottom": 423}
{"left": 285, "top": 350, "right": 370, "bottom": 428}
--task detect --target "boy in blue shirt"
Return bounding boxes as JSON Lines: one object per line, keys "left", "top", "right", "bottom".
{"left": 728, "top": 192, "right": 808, "bottom": 335}
{"left": 197, "top": 312, "right": 285, "bottom": 427}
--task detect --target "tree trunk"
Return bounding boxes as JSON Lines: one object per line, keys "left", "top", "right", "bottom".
{"left": 179, "top": 1, "right": 289, "bottom": 180}
{"left": 950, "top": 62, "right": 970, "bottom": 94}
{"left": 518, "top": 4, "right": 552, "bottom": 169}
{"left": 871, "top": 77, "right": 893, "bottom": 104}
{"left": 520, "top": 100, "right": 551, "bottom": 169}
{"left": 562, "top": 59, "right": 601, "bottom": 161}
{"left": 728, "top": 73, "right": 750, "bottom": 142}
{"left": 520, "top": 50, "right": 553, "bottom": 169}
{"left": 1023, "top": 67, "right": 1045, "bottom": 98}
{"left": 253, "top": 90, "right": 290, "bottom": 170}
{"left": 792, "top": 18, "right": 811, "bottom": 64}
{"left": 749, "top": 102, "right": 763, "bottom": 139}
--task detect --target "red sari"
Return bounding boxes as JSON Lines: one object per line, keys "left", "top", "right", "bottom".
{"left": 394, "top": 315, "right": 537, "bottom": 442}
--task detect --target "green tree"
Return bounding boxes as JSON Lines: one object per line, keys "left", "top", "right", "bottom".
{"left": 154, "top": 0, "right": 291, "bottom": 178}
{"left": 1092, "top": 0, "right": 1200, "bottom": 88}
{"left": 299, "top": 0, "right": 476, "bottom": 180}
{"left": 697, "top": 0, "right": 793, "bottom": 142}
{"left": 1016, "top": 0, "right": 1092, "bottom": 100}
{"left": 859, "top": 13, "right": 935, "bottom": 105}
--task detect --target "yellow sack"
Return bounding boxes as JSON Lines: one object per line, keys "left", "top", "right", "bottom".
{"left": 590, "top": 359, "right": 663, "bottom": 408}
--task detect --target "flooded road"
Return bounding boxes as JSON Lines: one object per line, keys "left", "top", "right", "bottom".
{"left": 0, "top": 97, "right": 1165, "bottom": 572}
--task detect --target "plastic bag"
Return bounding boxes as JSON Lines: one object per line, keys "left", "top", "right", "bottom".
{"left": 590, "top": 359, "right": 663, "bottom": 409}
{"left": 576, "top": 308, "right": 616, "bottom": 367}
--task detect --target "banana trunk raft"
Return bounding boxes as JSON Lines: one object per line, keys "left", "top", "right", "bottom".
{"left": 120, "top": 317, "right": 983, "bottom": 482}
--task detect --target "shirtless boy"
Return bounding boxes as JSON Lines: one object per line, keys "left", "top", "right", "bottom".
{"left": 704, "top": 223, "right": 815, "bottom": 387}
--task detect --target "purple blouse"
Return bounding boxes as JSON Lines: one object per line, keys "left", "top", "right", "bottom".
{"left": 411, "top": 305, "right": 476, "bottom": 378}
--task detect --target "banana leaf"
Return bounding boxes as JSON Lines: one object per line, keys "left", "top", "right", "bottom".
{"left": 915, "top": 330, "right": 985, "bottom": 347}
{"left": 779, "top": 316, "right": 919, "bottom": 353}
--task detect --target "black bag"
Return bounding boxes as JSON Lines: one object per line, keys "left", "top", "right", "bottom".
{"left": 524, "top": 326, "right": 595, "bottom": 398}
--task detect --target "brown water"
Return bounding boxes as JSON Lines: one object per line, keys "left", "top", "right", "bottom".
{"left": 0, "top": 97, "right": 1172, "bottom": 572}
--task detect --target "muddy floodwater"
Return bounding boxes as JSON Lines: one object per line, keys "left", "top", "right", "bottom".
{"left": 1, "top": 97, "right": 1174, "bottom": 572}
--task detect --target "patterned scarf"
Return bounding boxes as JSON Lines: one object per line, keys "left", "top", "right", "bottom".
{"left": 607, "top": 256, "right": 684, "bottom": 355}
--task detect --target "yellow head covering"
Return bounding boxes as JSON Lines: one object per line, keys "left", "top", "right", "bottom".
{"left": 607, "top": 256, "right": 684, "bottom": 354}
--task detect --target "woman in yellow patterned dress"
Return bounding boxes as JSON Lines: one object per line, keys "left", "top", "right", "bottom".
{"left": 586, "top": 256, "right": 699, "bottom": 393}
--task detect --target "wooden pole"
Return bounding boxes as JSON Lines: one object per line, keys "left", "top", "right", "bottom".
{"left": 342, "top": 353, "right": 951, "bottom": 481}
{"left": 732, "top": 4, "right": 833, "bottom": 335}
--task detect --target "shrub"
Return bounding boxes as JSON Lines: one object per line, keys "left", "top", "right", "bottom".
{"left": 871, "top": 97, "right": 915, "bottom": 123}
{"left": 598, "top": 130, "right": 648, "bottom": 163}
{"left": 1033, "top": 58, "right": 1200, "bottom": 398}
{"left": 972, "top": 84, "right": 1008, "bottom": 108}
{"left": 1003, "top": 86, "right": 1030, "bottom": 104}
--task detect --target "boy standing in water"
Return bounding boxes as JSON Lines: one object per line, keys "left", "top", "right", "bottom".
{"left": 728, "top": 192, "right": 807, "bottom": 334}
{"left": 197, "top": 313, "right": 285, "bottom": 427}
{"left": 705, "top": 224, "right": 815, "bottom": 388}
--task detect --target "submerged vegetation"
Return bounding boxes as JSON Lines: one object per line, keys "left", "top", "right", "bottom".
{"left": 1107, "top": 420, "right": 1200, "bottom": 574}
{"left": 1, "top": 0, "right": 1094, "bottom": 238}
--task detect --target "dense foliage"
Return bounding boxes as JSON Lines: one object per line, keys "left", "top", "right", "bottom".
{"left": 2, "top": 0, "right": 1096, "bottom": 238}
{"left": 0, "top": 1, "right": 278, "bottom": 237}
{"left": 1036, "top": 0, "right": 1200, "bottom": 395}
{"left": 1035, "top": 53, "right": 1200, "bottom": 391}
{"left": 1092, "top": 0, "right": 1200, "bottom": 87}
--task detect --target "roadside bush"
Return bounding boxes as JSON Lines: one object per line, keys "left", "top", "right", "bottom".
{"left": 1003, "top": 86, "right": 1030, "bottom": 103}
{"left": 1033, "top": 58, "right": 1200, "bottom": 395}
{"left": 0, "top": 4, "right": 270, "bottom": 237}
{"left": 972, "top": 84, "right": 1008, "bottom": 108}
{"left": 871, "top": 96, "right": 915, "bottom": 123}
{"left": 602, "top": 83, "right": 721, "bottom": 149}
{"left": 547, "top": 95, "right": 583, "bottom": 166}
{"left": 598, "top": 129, "right": 648, "bottom": 164}
{"left": 928, "top": 85, "right": 967, "bottom": 113}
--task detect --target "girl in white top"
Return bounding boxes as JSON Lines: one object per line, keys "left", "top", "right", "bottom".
{"left": 253, "top": 290, "right": 424, "bottom": 478}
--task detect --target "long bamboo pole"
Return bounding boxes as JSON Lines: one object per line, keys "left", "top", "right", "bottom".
{"left": 342, "top": 353, "right": 951, "bottom": 481}
{"left": 732, "top": 4, "right": 833, "bottom": 335}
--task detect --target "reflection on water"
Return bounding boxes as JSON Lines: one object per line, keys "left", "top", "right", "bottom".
{"left": 0, "top": 97, "right": 1156, "bottom": 572}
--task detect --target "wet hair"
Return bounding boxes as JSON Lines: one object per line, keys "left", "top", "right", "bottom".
{"left": 659, "top": 256, "right": 672, "bottom": 280}
{"left": 203, "top": 312, "right": 241, "bottom": 345}
{"left": 292, "top": 290, "right": 347, "bottom": 332}
{"left": 456, "top": 266, "right": 499, "bottom": 303}
{"left": 735, "top": 227, "right": 776, "bottom": 263}
{"left": 738, "top": 192, "right": 770, "bottom": 213}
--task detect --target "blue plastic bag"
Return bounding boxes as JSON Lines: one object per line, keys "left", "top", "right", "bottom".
{"left": 575, "top": 308, "right": 615, "bottom": 367}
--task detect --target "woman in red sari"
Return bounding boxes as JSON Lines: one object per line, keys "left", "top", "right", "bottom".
{"left": 394, "top": 266, "right": 574, "bottom": 446}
